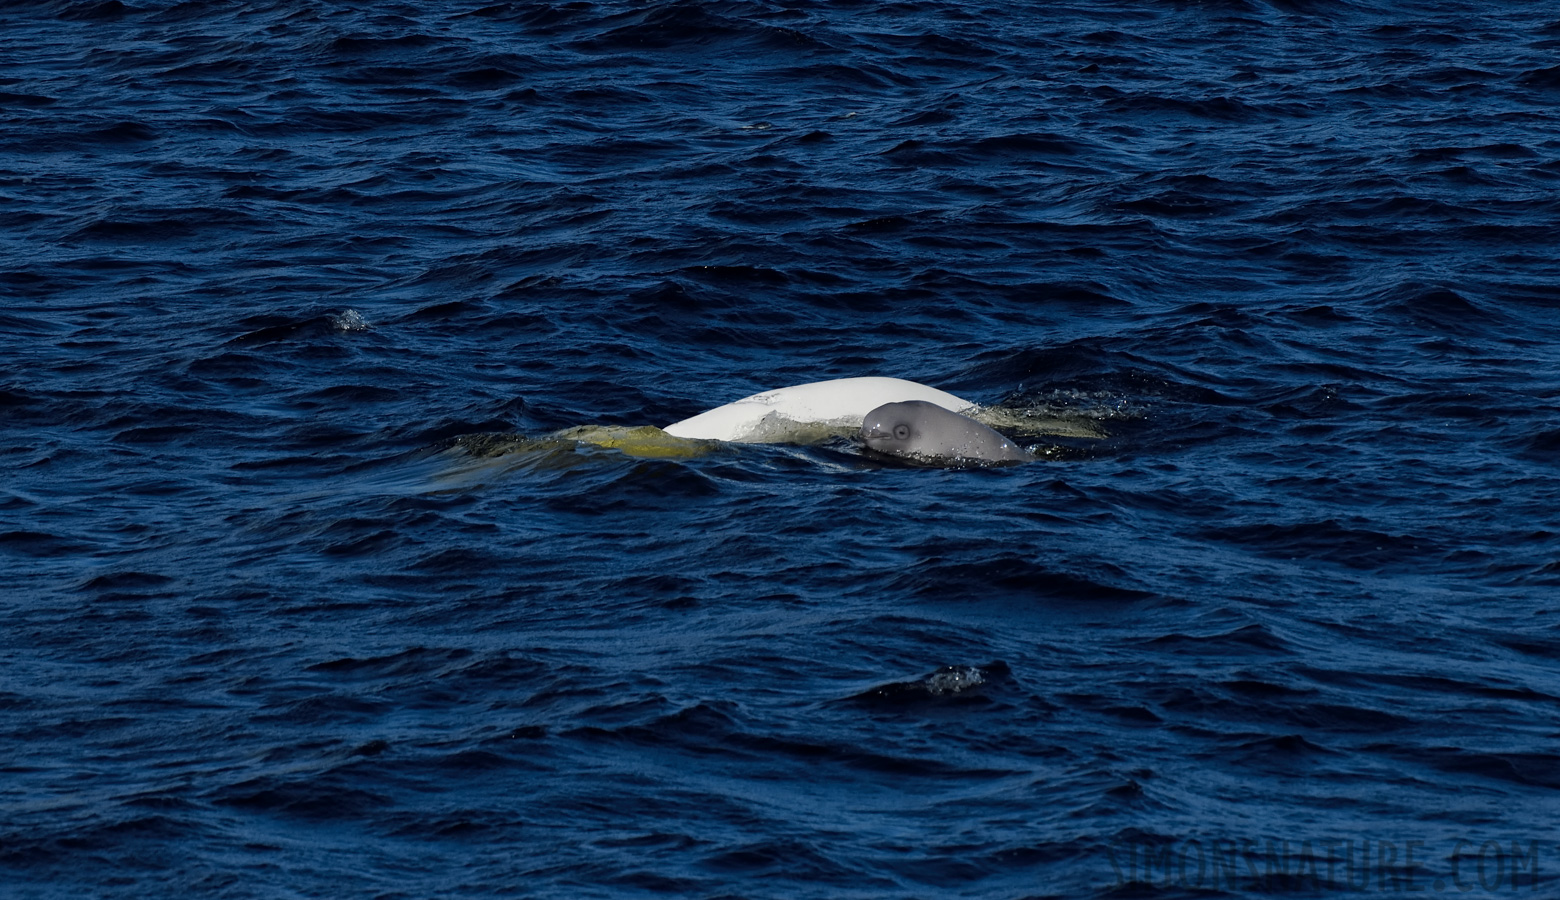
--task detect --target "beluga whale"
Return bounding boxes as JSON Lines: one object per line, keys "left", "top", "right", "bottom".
{"left": 435, "top": 376, "right": 1071, "bottom": 481}
{"left": 663, "top": 377, "right": 975, "bottom": 443}
{"left": 861, "top": 400, "right": 1032, "bottom": 465}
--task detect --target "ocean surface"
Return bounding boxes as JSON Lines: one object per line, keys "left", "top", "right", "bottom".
{"left": 4, "top": 1, "right": 1560, "bottom": 897}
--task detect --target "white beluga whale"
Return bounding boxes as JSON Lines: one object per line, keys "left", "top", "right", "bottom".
{"left": 663, "top": 376, "right": 975, "bottom": 443}
{"left": 861, "top": 400, "right": 1032, "bottom": 464}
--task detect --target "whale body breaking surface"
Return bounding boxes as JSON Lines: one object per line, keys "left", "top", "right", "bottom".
{"left": 662, "top": 376, "right": 976, "bottom": 443}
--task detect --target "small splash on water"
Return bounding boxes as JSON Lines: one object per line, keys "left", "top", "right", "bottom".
{"left": 331, "top": 309, "right": 371, "bottom": 332}
{"left": 924, "top": 665, "right": 987, "bottom": 696}
{"left": 971, "top": 403, "right": 1111, "bottom": 439}
{"left": 1027, "top": 388, "right": 1145, "bottom": 421}
{"left": 847, "top": 662, "right": 1009, "bottom": 705}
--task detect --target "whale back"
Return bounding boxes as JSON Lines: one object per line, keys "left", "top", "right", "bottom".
{"left": 663, "top": 377, "right": 973, "bottom": 442}
{"left": 861, "top": 400, "right": 1031, "bottom": 464}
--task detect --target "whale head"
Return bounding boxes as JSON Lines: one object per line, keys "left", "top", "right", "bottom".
{"left": 861, "top": 400, "right": 1031, "bottom": 465}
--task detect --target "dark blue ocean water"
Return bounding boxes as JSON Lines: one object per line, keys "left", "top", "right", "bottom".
{"left": 4, "top": 1, "right": 1560, "bottom": 897}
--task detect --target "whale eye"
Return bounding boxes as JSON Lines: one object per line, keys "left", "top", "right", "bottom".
{"left": 893, "top": 423, "right": 910, "bottom": 441}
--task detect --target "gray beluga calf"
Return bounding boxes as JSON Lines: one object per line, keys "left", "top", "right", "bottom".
{"left": 861, "top": 400, "right": 1033, "bottom": 464}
